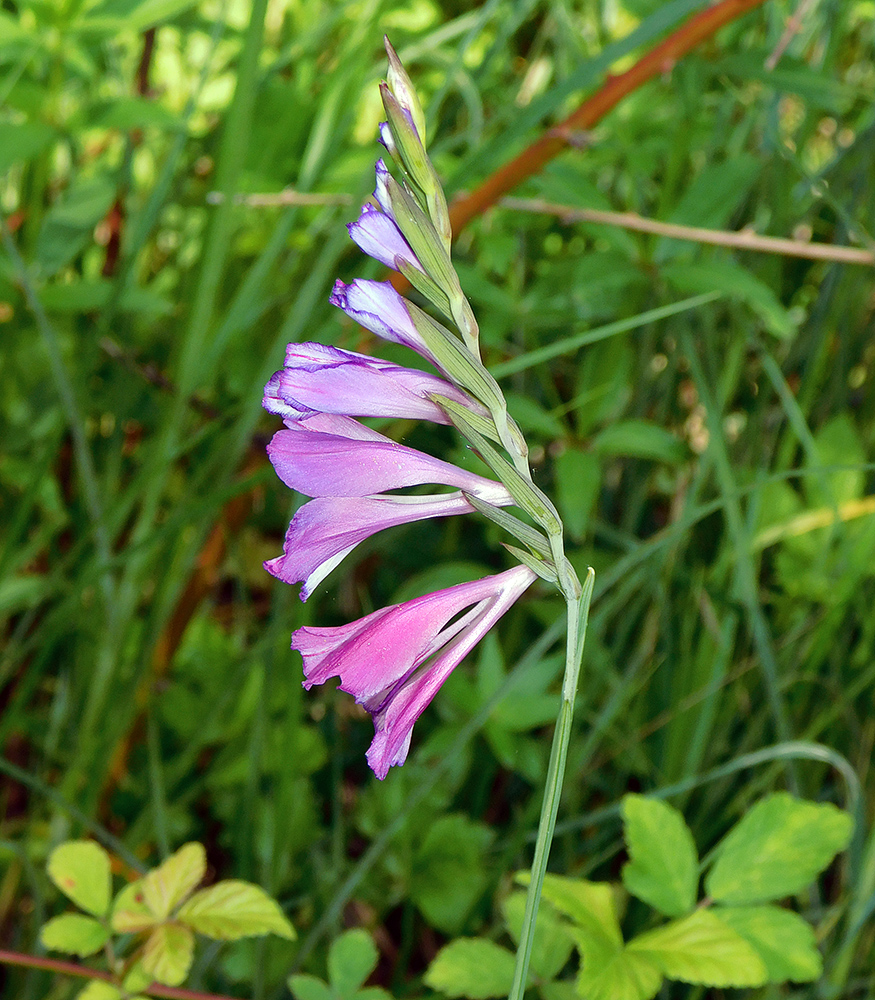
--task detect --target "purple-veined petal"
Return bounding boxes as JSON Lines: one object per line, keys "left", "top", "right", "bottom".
{"left": 329, "top": 279, "right": 437, "bottom": 365}
{"left": 266, "top": 416, "right": 503, "bottom": 498}
{"left": 293, "top": 565, "right": 537, "bottom": 778}
{"left": 263, "top": 342, "right": 481, "bottom": 424}
{"left": 265, "top": 488, "right": 511, "bottom": 601}
{"left": 347, "top": 202, "right": 423, "bottom": 273}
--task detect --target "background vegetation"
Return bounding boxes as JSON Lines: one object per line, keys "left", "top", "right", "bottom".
{"left": 1, "top": 0, "right": 873, "bottom": 997}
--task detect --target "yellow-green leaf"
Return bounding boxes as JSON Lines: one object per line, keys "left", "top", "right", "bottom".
{"left": 714, "top": 906, "right": 822, "bottom": 983}
{"left": 40, "top": 913, "right": 110, "bottom": 957}
{"left": 122, "top": 959, "right": 153, "bottom": 993}
{"left": 47, "top": 841, "right": 112, "bottom": 917}
{"left": 141, "top": 842, "right": 206, "bottom": 920}
{"left": 75, "top": 981, "right": 122, "bottom": 1000}
{"left": 621, "top": 795, "right": 698, "bottom": 917}
{"left": 706, "top": 794, "right": 853, "bottom": 905}
{"left": 575, "top": 943, "right": 662, "bottom": 1000}
{"left": 628, "top": 909, "right": 767, "bottom": 987}
{"left": 111, "top": 880, "right": 159, "bottom": 933}
{"left": 142, "top": 923, "right": 194, "bottom": 986}
{"left": 177, "top": 880, "right": 295, "bottom": 940}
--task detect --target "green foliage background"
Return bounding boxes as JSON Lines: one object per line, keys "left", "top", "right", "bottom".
{"left": 1, "top": 0, "right": 873, "bottom": 997}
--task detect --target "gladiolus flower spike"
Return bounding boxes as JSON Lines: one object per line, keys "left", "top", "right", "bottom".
{"left": 262, "top": 38, "right": 583, "bottom": 778}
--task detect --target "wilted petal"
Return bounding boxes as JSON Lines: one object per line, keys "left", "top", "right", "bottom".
{"left": 329, "top": 278, "right": 437, "bottom": 365}
{"left": 293, "top": 565, "right": 537, "bottom": 778}
{"left": 265, "top": 489, "right": 511, "bottom": 601}
{"left": 267, "top": 415, "right": 502, "bottom": 498}
{"left": 263, "top": 342, "right": 480, "bottom": 425}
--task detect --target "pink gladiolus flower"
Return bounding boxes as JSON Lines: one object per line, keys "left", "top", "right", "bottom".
{"left": 347, "top": 201, "right": 423, "bottom": 275}
{"left": 293, "top": 565, "right": 536, "bottom": 778}
{"left": 263, "top": 413, "right": 514, "bottom": 600}
{"left": 329, "top": 278, "right": 438, "bottom": 365}
{"left": 266, "top": 412, "right": 501, "bottom": 498}
{"left": 263, "top": 342, "right": 483, "bottom": 424}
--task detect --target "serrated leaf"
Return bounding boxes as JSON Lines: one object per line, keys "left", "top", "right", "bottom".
{"left": 714, "top": 906, "right": 822, "bottom": 982}
{"left": 177, "top": 880, "right": 295, "bottom": 940}
{"left": 142, "top": 922, "right": 194, "bottom": 986}
{"left": 627, "top": 909, "right": 767, "bottom": 987}
{"left": 288, "top": 974, "right": 333, "bottom": 1000}
{"left": 111, "top": 880, "right": 159, "bottom": 933}
{"left": 141, "top": 842, "right": 205, "bottom": 920}
{"left": 328, "top": 929, "right": 379, "bottom": 997}
{"left": 574, "top": 938, "right": 662, "bottom": 1000}
{"left": 75, "top": 981, "right": 122, "bottom": 1000}
{"left": 47, "top": 840, "right": 112, "bottom": 917}
{"left": 621, "top": 795, "right": 698, "bottom": 916}
{"left": 40, "top": 913, "right": 110, "bottom": 956}
{"left": 706, "top": 793, "right": 853, "bottom": 904}
{"left": 424, "top": 938, "right": 518, "bottom": 998}
{"left": 518, "top": 872, "right": 622, "bottom": 947}
{"left": 503, "top": 891, "right": 574, "bottom": 981}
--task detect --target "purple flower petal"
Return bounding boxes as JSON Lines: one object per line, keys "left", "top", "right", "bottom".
{"left": 348, "top": 202, "right": 422, "bottom": 273}
{"left": 293, "top": 565, "right": 537, "bottom": 778}
{"left": 267, "top": 415, "right": 501, "bottom": 498}
{"left": 265, "top": 489, "right": 511, "bottom": 601}
{"left": 329, "top": 278, "right": 438, "bottom": 366}
{"left": 263, "top": 342, "right": 480, "bottom": 425}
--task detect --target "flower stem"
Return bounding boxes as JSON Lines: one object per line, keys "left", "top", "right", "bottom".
{"left": 508, "top": 567, "right": 595, "bottom": 1000}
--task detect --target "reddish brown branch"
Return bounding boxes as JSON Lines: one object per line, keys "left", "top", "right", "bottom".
{"left": 448, "top": 0, "right": 769, "bottom": 235}
{"left": 0, "top": 948, "right": 239, "bottom": 1000}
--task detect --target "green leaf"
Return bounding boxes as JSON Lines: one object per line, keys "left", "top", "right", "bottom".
{"left": 87, "top": 97, "right": 178, "bottom": 131}
{"left": 328, "top": 929, "right": 379, "bottom": 997}
{"left": 805, "top": 413, "right": 866, "bottom": 507}
{"left": 424, "top": 938, "right": 518, "bottom": 999}
{"left": 141, "top": 842, "right": 206, "bottom": 920}
{"left": 554, "top": 448, "right": 600, "bottom": 541}
{"left": 621, "top": 794, "right": 698, "bottom": 916}
{"left": 503, "top": 891, "right": 574, "bottom": 981}
{"left": 35, "top": 177, "right": 117, "bottom": 276}
{"left": 662, "top": 261, "right": 796, "bottom": 339}
{"left": 40, "top": 913, "right": 110, "bottom": 956}
{"left": 177, "top": 880, "right": 295, "bottom": 940}
{"left": 111, "top": 880, "right": 159, "bottom": 933}
{"left": 572, "top": 934, "right": 662, "bottom": 1000}
{"left": 706, "top": 793, "right": 853, "bottom": 904}
{"left": 47, "top": 840, "right": 112, "bottom": 917}
{"left": 593, "top": 421, "right": 687, "bottom": 465}
{"left": 288, "top": 975, "right": 333, "bottom": 1000}
{"left": 122, "top": 960, "right": 152, "bottom": 993}
{"left": 714, "top": 905, "right": 822, "bottom": 982}
{"left": 520, "top": 872, "right": 623, "bottom": 948}
{"left": 142, "top": 922, "right": 194, "bottom": 987}
{"left": 75, "top": 982, "right": 122, "bottom": 1000}
{"left": 627, "top": 909, "right": 767, "bottom": 987}
{"left": 82, "top": 0, "right": 201, "bottom": 33}
{"left": 0, "top": 121, "right": 56, "bottom": 173}
{"left": 411, "top": 815, "right": 493, "bottom": 934}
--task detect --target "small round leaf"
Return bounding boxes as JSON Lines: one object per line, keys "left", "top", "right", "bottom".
{"left": 47, "top": 841, "right": 112, "bottom": 917}
{"left": 40, "top": 913, "right": 110, "bottom": 957}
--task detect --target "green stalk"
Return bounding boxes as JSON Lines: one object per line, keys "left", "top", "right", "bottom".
{"left": 509, "top": 567, "right": 595, "bottom": 1000}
